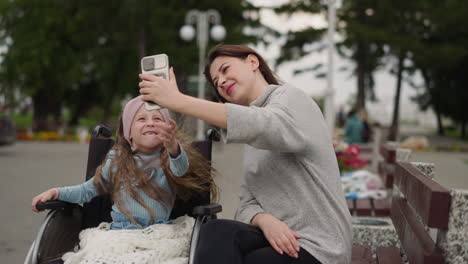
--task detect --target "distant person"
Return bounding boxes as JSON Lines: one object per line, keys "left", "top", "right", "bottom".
{"left": 138, "top": 44, "right": 352, "bottom": 264}
{"left": 344, "top": 108, "right": 364, "bottom": 143}
{"left": 337, "top": 107, "right": 346, "bottom": 128}
{"left": 359, "top": 109, "right": 371, "bottom": 143}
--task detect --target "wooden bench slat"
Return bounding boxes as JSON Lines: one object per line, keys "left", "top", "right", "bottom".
{"left": 347, "top": 198, "right": 355, "bottom": 215}
{"left": 372, "top": 198, "right": 391, "bottom": 217}
{"left": 395, "top": 162, "right": 451, "bottom": 228}
{"left": 391, "top": 197, "right": 445, "bottom": 264}
{"left": 355, "top": 199, "right": 372, "bottom": 216}
{"left": 378, "top": 161, "right": 395, "bottom": 188}
{"left": 376, "top": 246, "right": 403, "bottom": 264}
{"left": 352, "top": 245, "right": 373, "bottom": 264}
{"left": 379, "top": 144, "right": 396, "bottom": 163}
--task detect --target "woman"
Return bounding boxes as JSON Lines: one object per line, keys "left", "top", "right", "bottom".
{"left": 344, "top": 109, "right": 364, "bottom": 144}
{"left": 139, "top": 44, "right": 352, "bottom": 264}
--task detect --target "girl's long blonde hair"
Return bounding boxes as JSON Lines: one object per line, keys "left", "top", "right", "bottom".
{"left": 92, "top": 118, "right": 218, "bottom": 225}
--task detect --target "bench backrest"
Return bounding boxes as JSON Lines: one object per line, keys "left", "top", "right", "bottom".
{"left": 378, "top": 144, "right": 396, "bottom": 188}
{"left": 392, "top": 161, "right": 452, "bottom": 264}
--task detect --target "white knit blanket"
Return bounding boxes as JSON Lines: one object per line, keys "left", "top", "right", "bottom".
{"left": 62, "top": 215, "right": 195, "bottom": 264}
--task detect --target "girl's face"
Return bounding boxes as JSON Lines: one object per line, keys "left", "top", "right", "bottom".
{"left": 130, "top": 106, "right": 164, "bottom": 153}
{"left": 209, "top": 55, "right": 259, "bottom": 105}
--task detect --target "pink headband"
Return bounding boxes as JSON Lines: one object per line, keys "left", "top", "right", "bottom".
{"left": 122, "top": 96, "right": 171, "bottom": 145}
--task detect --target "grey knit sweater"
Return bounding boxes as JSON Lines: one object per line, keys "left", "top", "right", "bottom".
{"left": 223, "top": 84, "right": 352, "bottom": 264}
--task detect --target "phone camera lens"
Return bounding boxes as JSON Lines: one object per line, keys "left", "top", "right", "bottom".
{"left": 142, "top": 58, "right": 155, "bottom": 71}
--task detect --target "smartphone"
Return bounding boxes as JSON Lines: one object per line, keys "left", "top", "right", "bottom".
{"left": 140, "top": 54, "right": 169, "bottom": 111}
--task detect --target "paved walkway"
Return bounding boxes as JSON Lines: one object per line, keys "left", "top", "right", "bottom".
{"left": 399, "top": 125, "right": 468, "bottom": 188}
{"left": 2, "top": 137, "right": 467, "bottom": 263}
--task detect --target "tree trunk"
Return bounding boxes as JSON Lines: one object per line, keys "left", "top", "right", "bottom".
{"left": 68, "top": 80, "right": 97, "bottom": 127}
{"left": 434, "top": 107, "right": 444, "bottom": 136}
{"left": 356, "top": 41, "right": 367, "bottom": 110}
{"left": 421, "top": 69, "right": 444, "bottom": 135}
{"left": 388, "top": 52, "right": 405, "bottom": 141}
{"left": 51, "top": 102, "right": 62, "bottom": 131}
{"left": 461, "top": 119, "right": 466, "bottom": 139}
{"left": 32, "top": 92, "right": 49, "bottom": 132}
{"left": 32, "top": 92, "right": 60, "bottom": 132}
{"left": 138, "top": 3, "right": 148, "bottom": 59}
{"left": 69, "top": 101, "right": 88, "bottom": 127}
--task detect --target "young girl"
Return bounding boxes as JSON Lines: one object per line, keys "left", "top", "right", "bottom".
{"left": 138, "top": 45, "right": 352, "bottom": 264}
{"left": 32, "top": 95, "right": 216, "bottom": 230}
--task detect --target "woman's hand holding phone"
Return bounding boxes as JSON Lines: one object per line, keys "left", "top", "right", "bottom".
{"left": 139, "top": 67, "right": 183, "bottom": 110}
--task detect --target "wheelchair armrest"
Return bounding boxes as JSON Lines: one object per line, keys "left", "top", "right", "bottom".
{"left": 189, "top": 204, "right": 222, "bottom": 264}
{"left": 36, "top": 200, "right": 75, "bottom": 211}
{"left": 92, "top": 124, "right": 112, "bottom": 138}
{"left": 192, "top": 203, "right": 222, "bottom": 216}
{"left": 206, "top": 128, "right": 221, "bottom": 142}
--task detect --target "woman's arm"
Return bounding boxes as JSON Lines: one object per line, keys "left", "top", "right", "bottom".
{"left": 139, "top": 69, "right": 227, "bottom": 129}
{"left": 235, "top": 183, "right": 265, "bottom": 224}
{"left": 251, "top": 213, "right": 301, "bottom": 258}
{"left": 237, "top": 184, "right": 300, "bottom": 258}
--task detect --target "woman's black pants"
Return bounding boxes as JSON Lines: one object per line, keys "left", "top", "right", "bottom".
{"left": 195, "top": 219, "right": 321, "bottom": 264}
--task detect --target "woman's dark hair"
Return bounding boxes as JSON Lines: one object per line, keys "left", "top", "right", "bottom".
{"left": 204, "top": 44, "right": 281, "bottom": 103}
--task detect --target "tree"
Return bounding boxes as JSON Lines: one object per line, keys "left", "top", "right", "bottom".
{"left": 272, "top": 0, "right": 468, "bottom": 140}
{"left": 337, "top": 0, "right": 386, "bottom": 110}
{"left": 271, "top": 0, "right": 385, "bottom": 112}
{"left": 408, "top": 0, "right": 468, "bottom": 138}
{"left": 369, "top": 0, "right": 427, "bottom": 140}
{"left": 0, "top": 0, "right": 91, "bottom": 130}
{"left": 0, "top": 0, "right": 261, "bottom": 131}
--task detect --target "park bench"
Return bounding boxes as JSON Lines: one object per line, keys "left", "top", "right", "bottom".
{"left": 351, "top": 160, "right": 467, "bottom": 264}
{"left": 346, "top": 143, "right": 403, "bottom": 217}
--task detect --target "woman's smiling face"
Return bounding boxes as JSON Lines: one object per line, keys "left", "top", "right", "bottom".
{"left": 209, "top": 55, "right": 258, "bottom": 105}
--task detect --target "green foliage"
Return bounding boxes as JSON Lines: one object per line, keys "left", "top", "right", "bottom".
{"left": 271, "top": 0, "right": 468, "bottom": 139}
{"left": 11, "top": 113, "right": 33, "bottom": 128}
{"left": 404, "top": 0, "right": 468, "bottom": 137}
{"left": 272, "top": 0, "right": 385, "bottom": 109}
{"left": 312, "top": 96, "right": 324, "bottom": 112}
{"left": 0, "top": 0, "right": 261, "bottom": 131}
{"left": 272, "top": 1, "right": 325, "bottom": 66}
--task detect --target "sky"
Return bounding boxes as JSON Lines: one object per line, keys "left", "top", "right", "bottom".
{"left": 248, "top": 0, "right": 437, "bottom": 127}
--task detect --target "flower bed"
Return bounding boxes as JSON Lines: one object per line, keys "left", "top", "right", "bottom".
{"left": 334, "top": 140, "right": 367, "bottom": 173}
{"left": 16, "top": 132, "right": 90, "bottom": 142}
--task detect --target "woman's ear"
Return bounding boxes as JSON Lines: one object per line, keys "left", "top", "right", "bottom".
{"left": 246, "top": 54, "right": 260, "bottom": 72}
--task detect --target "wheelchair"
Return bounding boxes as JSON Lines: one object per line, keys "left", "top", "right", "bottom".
{"left": 25, "top": 125, "right": 222, "bottom": 264}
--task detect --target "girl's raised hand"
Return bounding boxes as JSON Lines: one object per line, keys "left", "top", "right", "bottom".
{"left": 252, "top": 213, "right": 301, "bottom": 258}
{"left": 139, "top": 67, "right": 182, "bottom": 110}
{"left": 155, "top": 119, "right": 180, "bottom": 157}
{"left": 32, "top": 188, "right": 59, "bottom": 212}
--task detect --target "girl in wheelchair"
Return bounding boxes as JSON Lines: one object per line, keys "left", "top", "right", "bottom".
{"left": 31, "top": 95, "right": 216, "bottom": 230}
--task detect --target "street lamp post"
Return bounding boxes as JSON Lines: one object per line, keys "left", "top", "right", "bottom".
{"left": 180, "top": 9, "right": 226, "bottom": 140}
{"left": 322, "top": 0, "right": 341, "bottom": 137}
